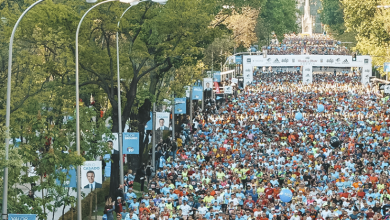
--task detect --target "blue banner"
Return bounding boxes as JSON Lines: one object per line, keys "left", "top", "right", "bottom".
{"left": 145, "top": 112, "right": 153, "bottom": 130}
{"left": 56, "top": 167, "right": 77, "bottom": 188}
{"left": 213, "top": 72, "right": 221, "bottom": 82}
{"left": 103, "top": 154, "right": 111, "bottom": 178}
{"left": 123, "top": 132, "right": 139, "bottom": 154}
{"left": 174, "top": 98, "right": 187, "bottom": 114}
{"left": 235, "top": 55, "right": 242, "bottom": 64}
{"left": 8, "top": 214, "right": 36, "bottom": 220}
{"left": 192, "top": 86, "right": 203, "bottom": 100}
{"left": 385, "top": 63, "right": 390, "bottom": 72}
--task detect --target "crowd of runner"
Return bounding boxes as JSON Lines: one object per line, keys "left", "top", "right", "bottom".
{"left": 263, "top": 34, "right": 350, "bottom": 55}
{"left": 111, "top": 65, "right": 390, "bottom": 220}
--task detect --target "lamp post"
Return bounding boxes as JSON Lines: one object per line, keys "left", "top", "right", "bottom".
{"left": 115, "top": 0, "right": 167, "bottom": 192}
{"left": 2, "top": 1, "right": 45, "bottom": 219}
{"left": 75, "top": 1, "right": 139, "bottom": 219}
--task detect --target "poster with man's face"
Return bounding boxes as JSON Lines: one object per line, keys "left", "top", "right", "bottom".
{"left": 155, "top": 112, "right": 170, "bottom": 131}
{"left": 81, "top": 161, "right": 102, "bottom": 189}
{"left": 203, "top": 78, "right": 213, "bottom": 91}
{"left": 102, "top": 133, "right": 119, "bottom": 151}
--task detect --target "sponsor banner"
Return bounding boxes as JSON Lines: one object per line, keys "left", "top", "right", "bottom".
{"left": 385, "top": 85, "right": 390, "bottom": 94}
{"left": 235, "top": 55, "right": 242, "bottom": 64}
{"left": 8, "top": 214, "right": 36, "bottom": 220}
{"left": 81, "top": 161, "right": 102, "bottom": 189}
{"left": 192, "top": 86, "right": 203, "bottom": 100}
{"left": 213, "top": 72, "right": 221, "bottom": 82}
{"left": 145, "top": 112, "right": 153, "bottom": 130}
{"left": 156, "top": 112, "right": 170, "bottom": 131}
{"left": 303, "top": 66, "right": 313, "bottom": 84}
{"left": 123, "top": 132, "right": 139, "bottom": 154}
{"left": 224, "top": 86, "right": 233, "bottom": 94}
{"left": 214, "top": 82, "right": 220, "bottom": 94}
{"left": 56, "top": 166, "right": 77, "bottom": 187}
{"left": 231, "top": 78, "right": 238, "bottom": 84}
{"left": 385, "top": 63, "right": 390, "bottom": 72}
{"left": 174, "top": 98, "right": 186, "bottom": 114}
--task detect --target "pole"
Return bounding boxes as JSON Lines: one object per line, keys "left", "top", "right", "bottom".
{"left": 152, "top": 103, "right": 156, "bottom": 169}
{"left": 172, "top": 99, "right": 175, "bottom": 141}
{"left": 75, "top": 1, "right": 116, "bottom": 219}
{"left": 3, "top": 1, "right": 45, "bottom": 219}
{"left": 189, "top": 86, "right": 193, "bottom": 128}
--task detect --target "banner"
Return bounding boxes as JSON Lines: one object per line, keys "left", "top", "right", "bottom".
{"left": 81, "top": 161, "right": 102, "bottom": 189}
{"left": 56, "top": 167, "right": 77, "bottom": 188}
{"left": 302, "top": 66, "right": 313, "bottom": 84}
{"left": 214, "top": 82, "right": 220, "bottom": 94}
{"left": 224, "top": 86, "right": 233, "bottom": 94}
{"left": 174, "top": 98, "right": 186, "bottom": 114}
{"left": 213, "top": 72, "right": 221, "bottom": 82}
{"left": 192, "top": 86, "right": 203, "bottom": 100}
{"left": 203, "top": 78, "right": 213, "bottom": 91}
{"left": 102, "top": 133, "right": 119, "bottom": 151}
{"left": 145, "top": 112, "right": 153, "bottom": 130}
{"left": 103, "top": 154, "right": 111, "bottom": 178}
{"left": 385, "top": 62, "right": 390, "bottom": 72}
{"left": 231, "top": 78, "right": 238, "bottom": 84}
{"left": 156, "top": 112, "right": 170, "bottom": 131}
{"left": 385, "top": 85, "right": 390, "bottom": 94}
{"left": 123, "top": 132, "right": 139, "bottom": 154}
{"left": 235, "top": 55, "right": 242, "bottom": 64}
{"left": 8, "top": 214, "right": 36, "bottom": 220}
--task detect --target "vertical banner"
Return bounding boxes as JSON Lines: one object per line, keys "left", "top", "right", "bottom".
{"left": 102, "top": 133, "right": 119, "bottom": 151}
{"left": 174, "top": 98, "right": 187, "bottom": 114}
{"left": 56, "top": 166, "right": 77, "bottom": 187}
{"left": 302, "top": 66, "right": 313, "bottom": 84}
{"left": 192, "top": 86, "right": 203, "bottom": 100}
{"left": 235, "top": 55, "right": 242, "bottom": 64}
{"left": 155, "top": 112, "right": 170, "bottom": 131}
{"left": 384, "top": 85, "right": 390, "bottom": 94}
{"left": 203, "top": 78, "right": 213, "bottom": 100}
{"left": 385, "top": 63, "right": 390, "bottom": 72}
{"left": 145, "top": 112, "right": 153, "bottom": 130}
{"left": 123, "top": 132, "right": 139, "bottom": 154}
{"left": 81, "top": 161, "right": 102, "bottom": 189}
{"left": 213, "top": 72, "right": 221, "bottom": 82}
{"left": 214, "top": 82, "right": 220, "bottom": 94}
{"left": 362, "top": 68, "right": 371, "bottom": 85}
{"left": 224, "top": 86, "right": 233, "bottom": 94}
{"left": 8, "top": 214, "right": 36, "bottom": 220}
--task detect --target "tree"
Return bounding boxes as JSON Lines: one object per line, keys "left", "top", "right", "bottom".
{"left": 319, "top": 0, "right": 345, "bottom": 34}
{"left": 257, "top": 0, "right": 299, "bottom": 44}
{"left": 342, "top": 0, "right": 390, "bottom": 74}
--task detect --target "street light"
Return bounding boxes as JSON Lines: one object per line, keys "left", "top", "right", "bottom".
{"left": 2, "top": 1, "right": 45, "bottom": 219}
{"left": 76, "top": 0, "right": 168, "bottom": 217}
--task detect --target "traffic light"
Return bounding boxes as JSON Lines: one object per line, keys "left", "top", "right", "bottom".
{"left": 352, "top": 53, "right": 357, "bottom": 61}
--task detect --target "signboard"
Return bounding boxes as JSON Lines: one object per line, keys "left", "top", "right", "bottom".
{"left": 242, "top": 54, "right": 372, "bottom": 86}
{"left": 174, "top": 98, "right": 186, "bottom": 114}
{"left": 302, "top": 66, "right": 313, "bottom": 84}
{"left": 385, "top": 62, "right": 390, "bottom": 72}
{"left": 56, "top": 167, "right": 77, "bottom": 188}
{"left": 81, "top": 161, "right": 102, "bottom": 189}
{"left": 156, "top": 112, "right": 170, "bottom": 131}
{"left": 379, "top": 83, "right": 386, "bottom": 91}
{"left": 8, "top": 214, "right": 36, "bottom": 220}
{"left": 145, "top": 112, "right": 153, "bottom": 130}
{"left": 102, "top": 133, "right": 118, "bottom": 151}
{"left": 192, "top": 86, "right": 203, "bottom": 100}
{"left": 203, "top": 78, "right": 213, "bottom": 91}
{"left": 231, "top": 78, "right": 238, "bottom": 84}
{"left": 385, "top": 85, "right": 390, "bottom": 94}
{"left": 235, "top": 55, "right": 242, "bottom": 64}
{"left": 213, "top": 72, "right": 221, "bottom": 82}
{"left": 224, "top": 86, "right": 233, "bottom": 94}
{"left": 123, "top": 132, "right": 139, "bottom": 154}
